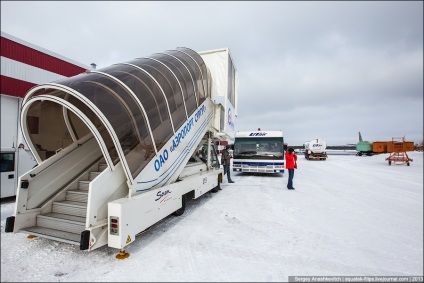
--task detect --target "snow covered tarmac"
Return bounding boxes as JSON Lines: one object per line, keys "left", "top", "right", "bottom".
{"left": 1, "top": 152, "right": 423, "bottom": 282}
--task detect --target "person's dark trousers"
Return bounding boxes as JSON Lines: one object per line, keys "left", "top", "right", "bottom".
{"left": 224, "top": 164, "right": 232, "bottom": 181}
{"left": 287, "top": 169, "right": 295, "bottom": 189}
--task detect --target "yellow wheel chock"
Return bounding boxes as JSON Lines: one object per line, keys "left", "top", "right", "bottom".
{"left": 115, "top": 250, "right": 130, "bottom": 260}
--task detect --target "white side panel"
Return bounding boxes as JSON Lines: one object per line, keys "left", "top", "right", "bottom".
{"left": 225, "top": 100, "right": 236, "bottom": 140}
{"left": 199, "top": 49, "right": 237, "bottom": 141}
{"left": 17, "top": 148, "right": 37, "bottom": 178}
{"left": 1, "top": 95, "right": 19, "bottom": 198}
{"left": 1, "top": 95, "right": 19, "bottom": 150}
{"left": 199, "top": 50, "right": 228, "bottom": 100}
{"left": 235, "top": 70, "right": 239, "bottom": 116}
{"left": 1, "top": 95, "right": 37, "bottom": 198}
{"left": 108, "top": 184, "right": 181, "bottom": 249}
{"left": 131, "top": 100, "right": 213, "bottom": 194}
{"left": 1, "top": 57, "right": 67, "bottom": 84}
{"left": 86, "top": 162, "right": 129, "bottom": 228}
{"left": 178, "top": 162, "right": 207, "bottom": 178}
{"left": 108, "top": 169, "right": 220, "bottom": 249}
{"left": 15, "top": 136, "right": 102, "bottom": 213}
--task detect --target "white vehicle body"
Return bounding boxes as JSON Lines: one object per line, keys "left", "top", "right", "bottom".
{"left": 304, "top": 138, "right": 328, "bottom": 160}
{"left": 233, "top": 131, "right": 285, "bottom": 174}
{"left": 1, "top": 95, "right": 37, "bottom": 198}
{"left": 6, "top": 47, "right": 238, "bottom": 253}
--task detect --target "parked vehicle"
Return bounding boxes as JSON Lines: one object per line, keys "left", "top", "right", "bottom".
{"left": 6, "top": 47, "right": 238, "bottom": 258}
{"left": 233, "top": 130, "right": 285, "bottom": 174}
{"left": 304, "top": 138, "right": 327, "bottom": 160}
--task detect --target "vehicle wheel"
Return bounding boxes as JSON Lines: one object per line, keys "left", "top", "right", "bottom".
{"left": 211, "top": 184, "right": 220, "bottom": 193}
{"left": 173, "top": 194, "right": 186, "bottom": 216}
{"left": 407, "top": 162, "right": 410, "bottom": 166}
{"left": 388, "top": 161, "right": 391, "bottom": 165}
{"left": 211, "top": 174, "right": 222, "bottom": 193}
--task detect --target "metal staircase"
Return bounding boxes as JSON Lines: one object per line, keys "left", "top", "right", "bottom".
{"left": 20, "top": 157, "right": 117, "bottom": 245}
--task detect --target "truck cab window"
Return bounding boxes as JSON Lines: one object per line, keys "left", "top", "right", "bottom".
{"left": 1, "top": 153, "right": 15, "bottom": 172}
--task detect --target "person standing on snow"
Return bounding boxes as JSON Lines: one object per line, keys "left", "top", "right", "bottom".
{"left": 285, "top": 147, "right": 297, "bottom": 190}
{"left": 222, "top": 145, "right": 235, "bottom": 183}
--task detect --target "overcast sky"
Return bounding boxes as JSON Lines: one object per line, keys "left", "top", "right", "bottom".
{"left": 1, "top": 1, "right": 423, "bottom": 145}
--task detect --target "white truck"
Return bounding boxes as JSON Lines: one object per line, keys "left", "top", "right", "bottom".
{"left": 5, "top": 47, "right": 238, "bottom": 258}
{"left": 303, "top": 138, "right": 328, "bottom": 160}
{"left": 1, "top": 96, "right": 37, "bottom": 198}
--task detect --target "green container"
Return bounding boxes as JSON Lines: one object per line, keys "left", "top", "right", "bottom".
{"left": 356, "top": 141, "right": 373, "bottom": 152}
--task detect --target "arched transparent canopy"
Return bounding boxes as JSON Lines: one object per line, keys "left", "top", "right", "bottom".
{"left": 22, "top": 47, "right": 211, "bottom": 182}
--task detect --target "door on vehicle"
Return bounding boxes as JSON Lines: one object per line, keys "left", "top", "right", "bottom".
{"left": 1, "top": 152, "right": 16, "bottom": 198}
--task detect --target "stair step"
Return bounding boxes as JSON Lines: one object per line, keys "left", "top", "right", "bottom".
{"left": 89, "top": 172, "right": 100, "bottom": 181}
{"left": 52, "top": 200, "right": 87, "bottom": 217}
{"left": 66, "top": 190, "right": 88, "bottom": 203}
{"left": 98, "top": 156, "right": 119, "bottom": 171}
{"left": 37, "top": 213, "right": 85, "bottom": 234}
{"left": 78, "top": 180, "right": 90, "bottom": 191}
{"left": 21, "top": 226, "right": 81, "bottom": 245}
{"left": 98, "top": 163, "right": 108, "bottom": 171}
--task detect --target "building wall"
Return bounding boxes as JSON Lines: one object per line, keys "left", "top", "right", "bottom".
{"left": 1, "top": 31, "right": 91, "bottom": 149}
{"left": 0, "top": 31, "right": 91, "bottom": 198}
{"left": 1, "top": 31, "right": 90, "bottom": 98}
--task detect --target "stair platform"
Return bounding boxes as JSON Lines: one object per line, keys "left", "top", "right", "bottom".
{"left": 21, "top": 226, "right": 81, "bottom": 245}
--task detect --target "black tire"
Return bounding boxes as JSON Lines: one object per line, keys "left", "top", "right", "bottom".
{"left": 388, "top": 161, "right": 391, "bottom": 165}
{"left": 211, "top": 184, "right": 219, "bottom": 193}
{"left": 173, "top": 194, "right": 186, "bottom": 216}
{"left": 407, "top": 162, "right": 410, "bottom": 166}
{"left": 211, "top": 174, "right": 222, "bottom": 193}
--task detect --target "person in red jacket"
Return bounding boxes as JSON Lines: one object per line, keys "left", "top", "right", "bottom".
{"left": 285, "top": 148, "right": 297, "bottom": 190}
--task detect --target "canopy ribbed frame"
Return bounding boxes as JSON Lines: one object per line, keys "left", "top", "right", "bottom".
{"left": 21, "top": 48, "right": 210, "bottom": 184}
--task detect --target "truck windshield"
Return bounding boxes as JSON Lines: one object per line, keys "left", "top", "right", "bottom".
{"left": 234, "top": 137, "right": 284, "bottom": 159}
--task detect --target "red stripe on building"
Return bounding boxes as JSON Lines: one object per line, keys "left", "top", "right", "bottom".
{"left": 1, "top": 37, "right": 87, "bottom": 77}
{"left": 1, "top": 75, "right": 37, "bottom": 98}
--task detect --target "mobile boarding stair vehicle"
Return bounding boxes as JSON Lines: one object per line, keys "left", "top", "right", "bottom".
{"left": 5, "top": 47, "right": 239, "bottom": 258}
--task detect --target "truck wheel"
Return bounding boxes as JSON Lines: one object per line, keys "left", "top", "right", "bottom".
{"left": 211, "top": 174, "right": 222, "bottom": 193}
{"left": 388, "top": 161, "right": 391, "bottom": 165}
{"left": 211, "top": 184, "right": 220, "bottom": 193}
{"left": 173, "top": 194, "right": 186, "bottom": 216}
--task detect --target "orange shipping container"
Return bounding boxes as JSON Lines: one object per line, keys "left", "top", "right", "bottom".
{"left": 387, "top": 141, "right": 415, "bottom": 153}
{"left": 372, "top": 141, "right": 389, "bottom": 153}
{"left": 387, "top": 142, "right": 400, "bottom": 152}
{"left": 404, "top": 141, "right": 415, "bottom": 152}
